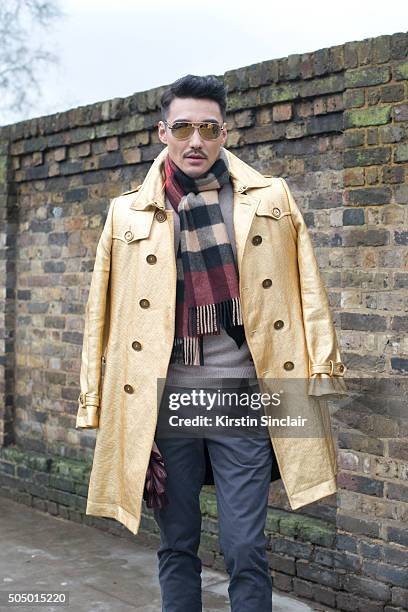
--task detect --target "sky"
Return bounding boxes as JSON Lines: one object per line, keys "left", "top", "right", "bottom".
{"left": 3, "top": 0, "right": 408, "bottom": 126}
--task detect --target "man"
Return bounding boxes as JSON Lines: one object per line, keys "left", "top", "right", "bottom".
{"left": 76, "top": 75, "right": 347, "bottom": 612}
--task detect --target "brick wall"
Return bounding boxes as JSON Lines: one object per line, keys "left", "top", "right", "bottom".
{"left": 0, "top": 31, "right": 407, "bottom": 610}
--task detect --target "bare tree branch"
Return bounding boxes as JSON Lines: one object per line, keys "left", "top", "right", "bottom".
{"left": 0, "top": 0, "right": 63, "bottom": 123}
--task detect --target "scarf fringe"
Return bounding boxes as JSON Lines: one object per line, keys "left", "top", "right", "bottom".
{"left": 172, "top": 297, "right": 243, "bottom": 366}
{"left": 171, "top": 336, "right": 204, "bottom": 366}
{"left": 189, "top": 297, "right": 243, "bottom": 336}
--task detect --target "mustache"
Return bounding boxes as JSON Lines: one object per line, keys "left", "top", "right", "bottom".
{"left": 184, "top": 151, "right": 207, "bottom": 159}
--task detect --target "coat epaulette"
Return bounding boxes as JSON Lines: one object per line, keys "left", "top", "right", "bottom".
{"left": 120, "top": 185, "right": 141, "bottom": 196}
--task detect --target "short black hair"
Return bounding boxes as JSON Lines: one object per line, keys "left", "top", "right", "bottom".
{"left": 160, "top": 74, "right": 227, "bottom": 121}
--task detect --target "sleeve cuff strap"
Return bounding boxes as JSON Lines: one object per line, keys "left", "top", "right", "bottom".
{"left": 310, "top": 360, "right": 346, "bottom": 376}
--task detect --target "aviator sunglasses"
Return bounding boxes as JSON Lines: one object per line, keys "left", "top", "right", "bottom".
{"left": 164, "top": 120, "right": 226, "bottom": 141}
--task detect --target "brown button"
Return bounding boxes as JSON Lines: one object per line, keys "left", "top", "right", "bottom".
{"left": 139, "top": 299, "right": 150, "bottom": 309}
{"left": 132, "top": 341, "right": 142, "bottom": 351}
{"left": 273, "top": 207, "right": 281, "bottom": 218}
{"left": 262, "top": 278, "right": 272, "bottom": 288}
{"left": 124, "top": 230, "right": 134, "bottom": 242}
{"left": 155, "top": 211, "right": 166, "bottom": 223}
{"left": 274, "top": 320, "right": 284, "bottom": 329}
{"left": 252, "top": 235, "right": 262, "bottom": 246}
{"left": 124, "top": 384, "right": 134, "bottom": 394}
{"left": 283, "top": 361, "right": 294, "bottom": 371}
{"left": 146, "top": 254, "right": 157, "bottom": 264}
{"left": 338, "top": 364, "right": 345, "bottom": 373}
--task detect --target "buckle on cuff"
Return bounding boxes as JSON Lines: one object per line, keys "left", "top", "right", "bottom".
{"left": 329, "top": 360, "right": 346, "bottom": 376}
{"left": 78, "top": 392, "right": 100, "bottom": 406}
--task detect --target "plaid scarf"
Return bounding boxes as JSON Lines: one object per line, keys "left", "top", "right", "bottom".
{"left": 164, "top": 150, "right": 245, "bottom": 366}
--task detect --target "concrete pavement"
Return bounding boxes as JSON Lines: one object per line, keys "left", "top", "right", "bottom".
{"left": 0, "top": 496, "right": 319, "bottom": 611}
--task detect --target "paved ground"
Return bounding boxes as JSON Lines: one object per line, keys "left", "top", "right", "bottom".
{"left": 0, "top": 496, "right": 318, "bottom": 611}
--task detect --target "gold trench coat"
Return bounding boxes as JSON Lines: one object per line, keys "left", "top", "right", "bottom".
{"left": 76, "top": 146, "right": 347, "bottom": 535}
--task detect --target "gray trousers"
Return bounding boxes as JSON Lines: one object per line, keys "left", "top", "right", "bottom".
{"left": 153, "top": 432, "right": 274, "bottom": 612}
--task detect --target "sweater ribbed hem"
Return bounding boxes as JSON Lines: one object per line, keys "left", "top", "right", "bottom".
{"left": 165, "top": 364, "right": 258, "bottom": 389}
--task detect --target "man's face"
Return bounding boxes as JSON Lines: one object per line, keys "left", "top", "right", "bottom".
{"left": 158, "top": 97, "right": 228, "bottom": 178}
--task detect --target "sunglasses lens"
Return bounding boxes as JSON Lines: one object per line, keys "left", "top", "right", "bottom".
{"left": 169, "top": 122, "right": 222, "bottom": 140}
{"left": 199, "top": 123, "right": 221, "bottom": 140}
{"left": 171, "top": 123, "right": 194, "bottom": 139}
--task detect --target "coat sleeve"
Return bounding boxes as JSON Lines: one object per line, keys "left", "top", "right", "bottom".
{"left": 280, "top": 178, "right": 348, "bottom": 399}
{"left": 76, "top": 198, "right": 116, "bottom": 429}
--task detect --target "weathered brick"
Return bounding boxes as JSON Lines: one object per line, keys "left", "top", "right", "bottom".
{"left": 394, "top": 273, "right": 408, "bottom": 288}
{"left": 363, "top": 560, "right": 408, "bottom": 588}
{"left": 347, "top": 187, "right": 391, "bottom": 205}
{"left": 391, "top": 586, "right": 408, "bottom": 608}
{"left": 345, "top": 106, "right": 392, "bottom": 128}
{"left": 366, "top": 128, "right": 379, "bottom": 146}
{"left": 344, "top": 89, "right": 365, "bottom": 109}
{"left": 272, "top": 103, "right": 293, "bottom": 122}
{"left": 337, "top": 513, "right": 380, "bottom": 538}
{"left": 383, "top": 165, "right": 405, "bottom": 183}
{"left": 393, "top": 230, "right": 408, "bottom": 245}
{"left": 344, "top": 229, "right": 390, "bottom": 247}
{"left": 300, "top": 74, "right": 344, "bottom": 97}
{"left": 344, "top": 167, "right": 365, "bottom": 185}
{"left": 337, "top": 472, "right": 384, "bottom": 497}
{"left": 344, "top": 130, "right": 366, "bottom": 149}
{"left": 307, "top": 113, "right": 343, "bottom": 134}
{"left": 394, "top": 143, "right": 408, "bottom": 162}
{"left": 345, "top": 66, "right": 390, "bottom": 88}
{"left": 344, "top": 147, "right": 391, "bottom": 167}
{"left": 372, "top": 35, "right": 391, "bottom": 63}
{"left": 391, "top": 316, "right": 408, "bottom": 331}
{"left": 387, "top": 526, "right": 408, "bottom": 547}
{"left": 381, "top": 84, "right": 405, "bottom": 103}
{"left": 342, "top": 573, "right": 391, "bottom": 601}
{"left": 62, "top": 331, "right": 83, "bottom": 345}
{"left": 393, "top": 103, "right": 408, "bottom": 123}
{"left": 379, "top": 125, "right": 405, "bottom": 143}
{"left": 390, "top": 358, "right": 408, "bottom": 373}
{"left": 394, "top": 59, "right": 408, "bottom": 81}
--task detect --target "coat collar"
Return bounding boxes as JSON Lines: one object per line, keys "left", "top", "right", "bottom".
{"left": 129, "top": 146, "right": 273, "bottom": 211}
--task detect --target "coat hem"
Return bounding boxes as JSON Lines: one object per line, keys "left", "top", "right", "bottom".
{"left": 288, "top": 478, "right": 337, "bottom": 509}
{"left": 86, "top": 501, "right": 141, "bottom": 535}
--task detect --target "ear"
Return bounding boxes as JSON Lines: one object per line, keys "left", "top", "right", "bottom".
{"left": 158, "top": 120, "right": 168, "bottom": 145}
{"left": 221, "top": 122, "right": 228, "bottom": 146}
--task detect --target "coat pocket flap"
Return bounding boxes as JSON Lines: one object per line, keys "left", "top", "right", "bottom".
{"left": 112, "top": 209, "right": 155, "bottom": 243}
{"left": 255, "top": 199, "right": 291, "bottom": 220}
